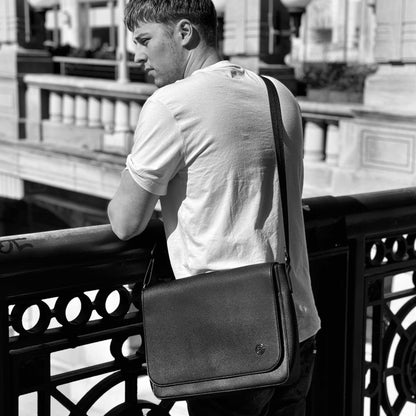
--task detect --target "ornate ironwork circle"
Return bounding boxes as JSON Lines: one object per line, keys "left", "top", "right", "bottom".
{"left": 394, "top": 321, "right": 416, "bottom": 402}
{"left": 10, "top": 301, "right": 52, "bottom": 336}
{"left": 95, "top": 287, "right": 131, "bottom": 321}
{"left": 54, "top": 293, "right": 93, "bottom": 328}
{"left": 385, "top": 236, "right": 408, "bottom": 262}
{"left": 382, "top": 296, "right": 416, "bottom": 413}
{"left": 110, "top": 335, "right": 130, "bottom": 363}
{"left": 366, "top": 240, "right": 385, "bottom": 267}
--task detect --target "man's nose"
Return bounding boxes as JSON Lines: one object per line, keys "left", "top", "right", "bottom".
{"left": 134, "top": 47, "right": 147, "bottom": 67}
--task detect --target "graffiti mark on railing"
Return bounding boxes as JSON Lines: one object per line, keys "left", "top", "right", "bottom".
{"left": 0, "top": 238, "right": 34, "bottom": 255}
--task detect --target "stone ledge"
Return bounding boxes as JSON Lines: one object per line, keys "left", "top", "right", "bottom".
{"left": 24, "top": 74, "right": 157, "bottom": 101}
{"left": 0, "top": 140, "right": 125, "bottom": 200}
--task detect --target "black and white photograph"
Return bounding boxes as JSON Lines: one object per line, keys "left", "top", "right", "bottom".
{"left": 0, "top": 0, "right": 414, "bottom": 415}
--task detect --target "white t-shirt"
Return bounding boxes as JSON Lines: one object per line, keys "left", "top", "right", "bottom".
{"left": 127, "top": 61, "right": 320, "bottom": 342}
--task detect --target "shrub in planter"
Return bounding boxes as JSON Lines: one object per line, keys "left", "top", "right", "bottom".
{"left": 301, "top": 62, "right": 378, "bottom": 102}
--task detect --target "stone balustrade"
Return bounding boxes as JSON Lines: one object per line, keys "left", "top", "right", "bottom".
{"left": 299, "top": 99, "right": 363, "bottom": 196}
{"left": 299, "top": 99, "right": 358, "bottom": 164}
{"left": 24, "top": 74, "right": 157, "bottom": 155}
{"left": 24, "top": 73, "right": 361, "bottom": 164}
{"left": 21, "top": 74, "right": 369, "bottom": 199}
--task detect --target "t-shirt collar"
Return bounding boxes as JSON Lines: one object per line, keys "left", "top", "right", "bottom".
{"left": 191, "top": 60, "right": 244, "bottom": 77}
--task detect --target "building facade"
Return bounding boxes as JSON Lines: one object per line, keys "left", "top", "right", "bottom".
{"left": 0, "top": 0, "right": 415, "bottom": 227}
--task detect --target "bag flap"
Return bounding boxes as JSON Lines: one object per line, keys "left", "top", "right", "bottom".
{"left": 142, "top": 263, "right": 284, "bottom": 387}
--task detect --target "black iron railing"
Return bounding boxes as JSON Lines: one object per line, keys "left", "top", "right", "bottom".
{"left": 0, "top": 220, "right": 173, "bottom": 416}
{"left": 2, "top": 188, "right": 416, "bottom": 416}
{"left": 304, "top": 188, "right": 416, "bottom": 416}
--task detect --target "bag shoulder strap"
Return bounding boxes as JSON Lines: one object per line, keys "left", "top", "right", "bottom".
{"left": 260, "top": 76, "right": 291, "bottom": 266}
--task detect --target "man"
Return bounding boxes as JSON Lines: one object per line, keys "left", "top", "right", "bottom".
{"left": 108, "top": 1, "right": 320, "bottom": 414}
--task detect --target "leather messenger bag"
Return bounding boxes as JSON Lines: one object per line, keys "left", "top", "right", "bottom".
{"left": 141, "top": 76, "right": 300, "bottom": 400}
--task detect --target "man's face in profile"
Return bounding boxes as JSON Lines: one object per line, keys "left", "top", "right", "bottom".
{"left": 132, "top": 21, "right": 186, "bottom": 87}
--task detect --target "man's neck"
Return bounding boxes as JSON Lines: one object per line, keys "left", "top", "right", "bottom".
{"left": 183, "top": 47, "right": 222, "bottom": 79}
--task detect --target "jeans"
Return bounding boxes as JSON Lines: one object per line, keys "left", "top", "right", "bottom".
{"left": 186, "top": 336, "right": 317, "bottom": 416}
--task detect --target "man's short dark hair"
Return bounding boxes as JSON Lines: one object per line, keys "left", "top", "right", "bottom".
{"left": 125, "top": 0, "right": 218, "bottom": 47}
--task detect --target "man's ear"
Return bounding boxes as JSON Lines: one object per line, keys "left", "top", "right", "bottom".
{"left": 177, "top": 19, "right": 200, "bottom": 49}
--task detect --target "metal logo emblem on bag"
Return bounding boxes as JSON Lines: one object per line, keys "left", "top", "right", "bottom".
{"left": 255, "top": 344, "right": 266, "bottom": 356}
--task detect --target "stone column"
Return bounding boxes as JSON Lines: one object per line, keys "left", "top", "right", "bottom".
{"left": 0, "top": 0, "right": 52, "bottom": 141}
{"left": 345, "top": 0, "right": 362, "bottom": 61}
{"left": 331, "top": 0, "right": 344, "bottom": 47}
{"left": 117, "top": 0, "right": 129, "bottom": 83}
{"left": 223, "top": 0, "right": 296, "bottom": 93}
{"left": 59, "top": 0, "right": 82, "bottom": 48}
{"left": 364, "top": 0, "right": 416, "bottom": 112}
{"left": 358, "top": 0, "right": 376, "bottom": 63}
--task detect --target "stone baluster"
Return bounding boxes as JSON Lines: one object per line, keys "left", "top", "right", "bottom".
{"left": 303, "top": 120, "right": 326, "bottom": 162}
{"left": 49, "top": 91, "right": 62, "bottom": 123}
{"left": 62, "top": 93, "right": 75, "bottom": 125}
{"left": 129, "top": 102, "right": 142, "bottom": 132}
{"left": 103, "top": 99, "right": 131, "bottom": 154}
{"left": 114, "top": 99, "right": 130, "bottom": 135}
{"left": 101, "top": 98, "right": 115, "bottom": 133}
{"left": 75, "top": 95, "right": 88, "bottom": 127}
{"left": 325, "top": 123, "right": 340, "bottom": 166}
{"left": 25, "top": 83, "right": 47, "bottom": 142}
{"left": 0, "top": 172, "right": 24, "bottom": 200}
{"left": 88, "top": 96, "right": 101, "bottom": 128}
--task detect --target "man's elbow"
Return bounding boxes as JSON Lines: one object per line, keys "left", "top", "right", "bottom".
{"left": 108, "top": 205, "right": 144, "bottom": 241}
{"left": 111, "top": 225, "right": 137, "bottom": 241}
{"left": 110, "top": 219, "right": 145, "bottom": 241}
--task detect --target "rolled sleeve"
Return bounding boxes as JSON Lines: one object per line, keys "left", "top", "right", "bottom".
{"left": 126, "top": 98, "right": 184, "bottom": 196}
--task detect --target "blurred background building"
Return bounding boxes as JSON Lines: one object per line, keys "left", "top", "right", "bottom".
{"left": 1, "top": 0, "right": 414, "bottom": 236}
